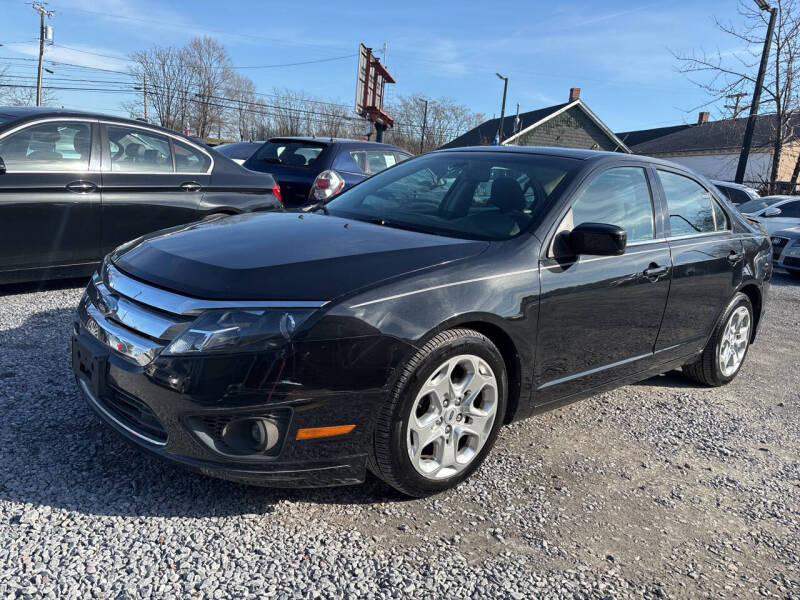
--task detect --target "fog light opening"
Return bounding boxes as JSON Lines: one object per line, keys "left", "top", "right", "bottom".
{"left": 221, "top": 417, "right": 280, "bottom": 454}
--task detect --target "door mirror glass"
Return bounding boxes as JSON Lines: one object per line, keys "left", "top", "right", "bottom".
{"left": 569, "top": 222, "right": 627, "bottom": 256}
{"left": 764, "top": 206, "right": 782, "bottom": 217}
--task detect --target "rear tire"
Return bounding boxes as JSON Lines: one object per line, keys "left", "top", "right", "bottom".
{"left": 369, "top": 329, "right": 507, "bottom": 497}
{"left": 682, "top": 292, "right": 753, "bottom": 387}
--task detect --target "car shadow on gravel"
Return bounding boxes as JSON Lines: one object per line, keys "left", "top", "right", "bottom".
{"left": 0, "top": 307, "right": 409, "bottom": 521}
{"left": 637, "top": 369, "right": 706, "bottom": 389}
{"left": 0, "top": 276, "right": 91, "bottom": 297}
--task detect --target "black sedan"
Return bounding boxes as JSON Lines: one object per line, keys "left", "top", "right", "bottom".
{"left": 71, "top": 146, "right": 771, "bottom": 497}
{"left": 0, "top": 107, "right": 282, "bottom": 285}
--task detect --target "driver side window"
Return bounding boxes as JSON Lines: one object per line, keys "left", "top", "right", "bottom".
{"left": 552, "top": 167, "right": 654, "bottom": 255}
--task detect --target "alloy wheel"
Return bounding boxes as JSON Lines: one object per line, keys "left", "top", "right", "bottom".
{"left": 718, "top": 305, "right": 751, "bottom": 377}
{"left": 406, "top": 354, "right": 499, "bottom": 480}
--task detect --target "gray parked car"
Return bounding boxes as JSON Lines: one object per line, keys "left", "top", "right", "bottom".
{"left": 770, "top": 226, "right": 800, "bottom": 279}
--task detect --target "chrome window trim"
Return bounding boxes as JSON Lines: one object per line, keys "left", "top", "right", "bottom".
{"left": 106, "top": 264, "right": 327, "bottom": 315}
{"left": 100, "top": 120, "right": 214, "bottom": 175}
{"left": 0, "top": 117, "right": 99, "bottom": 173}
{"left": 78, "top": 379, "right": 166, "bottom": 447}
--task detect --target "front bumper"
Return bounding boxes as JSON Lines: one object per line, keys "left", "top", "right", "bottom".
{"left": 71, "top": 327, "right": 379, "bottom": 488}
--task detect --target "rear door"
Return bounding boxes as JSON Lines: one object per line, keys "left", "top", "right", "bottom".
{"left": 652, "top": 169, "right": 743, "bottom": 358}
{"left": 535, "top": 165, "right": 672, "bottom": 403}
{"left": 0, "top": 119, "right": 101, "bottom": 273}
{"left": 99, "top": 122, "right": 211, "bottom": 254}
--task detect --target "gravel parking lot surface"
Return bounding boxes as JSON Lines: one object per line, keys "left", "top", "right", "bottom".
{"left": 0, "top": 273, "right": 798, "bottom": 599}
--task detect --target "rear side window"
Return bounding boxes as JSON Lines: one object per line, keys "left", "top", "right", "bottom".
{"left": 658, "top": 170, "right": 729, "bottom": 236}
{"left": 778, "top": 200, "right": 800, "bottom": 218}
{"left": 558, "top": 167, "right": 655, "bottom": 244}
{"left": 349, "top": 150, "right": 401, "bottom": 174}
{"left": 251, "top": 140, "right": 326, "bottom": 167}
{"left": 174, "top": 139, "right": 211, "bottom": 173}
{"left": 107, "top": 125, "right": 172, "bottom": 173}
{"left": 0, "top": 121, "right": 91, "bottom": 171}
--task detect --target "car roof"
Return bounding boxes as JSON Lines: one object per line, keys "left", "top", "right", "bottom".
{"left": 267, "top": 136, "right": 408, "bottom": 151}
{"left": 0, "top": 106, "right": 199, "bottom": 141}
{"left": 710, "top": 179, "right": 758, "bottom": 190}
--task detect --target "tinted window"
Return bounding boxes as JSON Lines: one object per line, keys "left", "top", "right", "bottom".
{"left": 727, "top": 188, "right": 752, "bottom": 205}
{"left": 215, "top": 142, "right": 259, "bottom": 161}
{"left": 0, "top": 121, "right": 91, "bottom": 171}
{"left": 777, "top": 201, "right": 800, "bottom": 218}
{"left": 325, "top": 152, "right": 579, "bottom": 241}
{"left": 107, "top": 125, "right": 172, "bottom": 173}
{"left": 562, "top": 167, "right": 654, "bottom": 243}
{"left": 251, "top": 140, "right": 325, "bottom": 167}
{"left": 659, "top": 171, "right": 727, "bottom": 236}
{"left": 174, "top": 139, "right": 211, "bottom": 173}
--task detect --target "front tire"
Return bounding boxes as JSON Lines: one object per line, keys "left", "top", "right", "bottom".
{"left": 369, "top": 329, "right": 507, "bottom": 497}
{"left": 682, "top": 292, "right": 753, "bottom": 386}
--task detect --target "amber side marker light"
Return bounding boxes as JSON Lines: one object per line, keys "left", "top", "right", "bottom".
{"left": 296, "top": 425, "right": 356, "bottom": 440}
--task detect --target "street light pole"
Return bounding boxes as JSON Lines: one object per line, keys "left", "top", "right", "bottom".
{"left": 496, "top": 73, "right": 508, "bottom": 144}
{"left": 735, "top": 1, "right": 778, "bottom": 184}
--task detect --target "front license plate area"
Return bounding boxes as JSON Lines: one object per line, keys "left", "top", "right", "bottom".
{"left": 73, "top": 336, "right": 108, "bottom": 397}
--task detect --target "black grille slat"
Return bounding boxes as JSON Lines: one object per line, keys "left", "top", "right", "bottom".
{"left": 101, "top": 385, "right": 168, "bottom": 443}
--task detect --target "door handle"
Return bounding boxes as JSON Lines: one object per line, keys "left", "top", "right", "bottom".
{"left": 643, "top": 263, "right": 668, "bottom": 281}
{"left": 180, "top": 182, "right": 202, "bottom": 192}
{"left": 727, "top": 251, "right": 744, "bottom": 264}
{"left": 66, "top": 180, "right": 98, "bottom": 194}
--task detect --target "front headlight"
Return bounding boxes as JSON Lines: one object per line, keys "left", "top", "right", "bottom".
{"left": 162, "top": 309, "right": 315, "bottom": 356}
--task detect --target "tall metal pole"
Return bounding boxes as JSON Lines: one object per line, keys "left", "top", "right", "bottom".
{"left": 735, "top": 6, "right": 777, "bottom": 184}
{"left": 496, "top": 73, "right": 508, "bottom": 144}
{"left": 419, "top": 99, "right": 428, "bottom": 154}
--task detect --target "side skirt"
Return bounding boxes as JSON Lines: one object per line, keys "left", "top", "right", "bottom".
{"left": 529, "top": 352, "right": 699, "bottom": 417}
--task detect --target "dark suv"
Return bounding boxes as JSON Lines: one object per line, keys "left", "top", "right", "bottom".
{"left": 243, "top": 137, "right": 412, "bottom": 205}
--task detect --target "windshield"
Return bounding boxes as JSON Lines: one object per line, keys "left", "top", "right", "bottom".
{"left": 250, "top": 139, "right": 326, "bottom": 167}
{"left": 738, "top": 196, "right": 785, "bottom": 214}
{"left": 324, "top": 151, "right": 581, "bottom": 241}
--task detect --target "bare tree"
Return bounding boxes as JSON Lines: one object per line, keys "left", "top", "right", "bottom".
{"left": 127, "top": 45, "right": 193, "bottom": 130}
{"left": 185, "top": 36, "right": 233, "bottom": 138}
{"left": 0, "top": 64, "right": 59, "bottom": 106}
{"left": 674, "top": 0, "right": 800, "bottom": 189}
{"left": 386, "top": 94, "right": 484, "bottom": 153}
{"left": 225, "top": 72, "right": 258, "bottom": 140}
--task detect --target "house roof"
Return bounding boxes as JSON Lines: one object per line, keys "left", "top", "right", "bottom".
{"left": 629, "top": 112, "right": 799, "bottom": 155}
{"left": 439, "top": 102, "right": 570, "bottom": 149}
{"left": 615, "top": 123, "right": 693, "bottom": 148}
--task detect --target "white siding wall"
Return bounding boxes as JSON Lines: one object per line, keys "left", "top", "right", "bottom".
{"left": 660, "top": 152, "right": 771, "bottom": 183}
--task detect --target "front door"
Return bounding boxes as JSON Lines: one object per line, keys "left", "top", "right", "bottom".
{"left": 535, "top": 165, "right": 671, "bottom": 404}
{"left": 99, "top": 123, "right": 210, "bottom": 254}
{"left": 652, "top": 169, "right": 744, "bottom": 357}
{"left": 0, "top": 119, "right": 101, "bottom": 274}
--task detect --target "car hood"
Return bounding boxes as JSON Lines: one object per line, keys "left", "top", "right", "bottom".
{"left": 112, "top": 212, "right": 488, "bottom": 301}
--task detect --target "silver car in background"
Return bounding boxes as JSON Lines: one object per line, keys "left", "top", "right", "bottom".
{"left": 739, "top": 195, "right": 800, "bottom": 235}
{"left": 770, "top": 226, "right": 800, "bottom": 280}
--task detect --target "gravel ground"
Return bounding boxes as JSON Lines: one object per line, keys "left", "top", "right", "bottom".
{"left": 0, "top": 273, "right": 798, "bottom": 599}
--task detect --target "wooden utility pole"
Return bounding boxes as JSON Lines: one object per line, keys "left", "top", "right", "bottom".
{"left": 142, "top": 74, "right": 148, "bottom": 121}
{"left": 33, "top": 2, "right": 53, "bottom": 107}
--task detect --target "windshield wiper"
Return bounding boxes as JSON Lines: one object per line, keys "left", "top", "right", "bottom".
{"left": 303, "top": 201, "right": 329, "bottom": 215}
{"left": 367, "top": 217, "right": 421, "bottom": 233}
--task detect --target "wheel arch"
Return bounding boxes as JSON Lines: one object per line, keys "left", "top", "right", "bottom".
{"left": 415, "top": 314, "right": 524, "bottom": 424}
{"left": 736, "top": 281, "right": 762, "bottom": 342}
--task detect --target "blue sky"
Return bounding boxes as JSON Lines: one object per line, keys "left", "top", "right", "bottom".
{"left": 0, "top": 0, "right": 759, "bottom": 133}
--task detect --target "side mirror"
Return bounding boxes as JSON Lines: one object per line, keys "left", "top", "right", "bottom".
{"left": 0, "top": 156, "right": 5, "bottom": 174}
{"left": 569, "top": 222, "right": 627, "bottom": 256}
{"left": 763, "top": 206, "right": 782, "bottom": 217}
